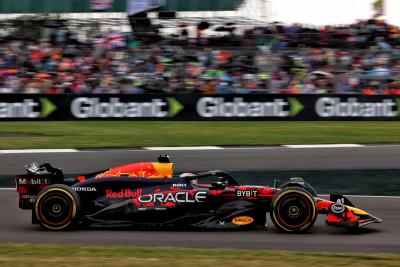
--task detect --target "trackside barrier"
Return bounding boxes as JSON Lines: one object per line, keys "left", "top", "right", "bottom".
{"left": 0, "top": 94, "right": 399, "bottom": 121}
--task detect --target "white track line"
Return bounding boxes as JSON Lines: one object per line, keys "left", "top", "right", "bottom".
{"left": 363, "top": 144, "right": 400, "bottom": 148}
{"left": 80, "top": 149, "right": 151, "bottom": 153}
{"left": 1, "top": 143, "right": 400, "bottom": 154}
{"left": 0, "top": 188, "right": 16, "bottom": 190}
{"left": 0, "top": 149, "right": 78, "bottom": 154}
{"left": 283, "top": 144, "right": 364, "bottom": 148}
{"left": 143, "top": 146, "right": 223, "bottom": 151}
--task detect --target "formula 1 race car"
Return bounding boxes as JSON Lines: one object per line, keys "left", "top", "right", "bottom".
{"left": 15, "top": 156, "right": 382, "bottom": 232}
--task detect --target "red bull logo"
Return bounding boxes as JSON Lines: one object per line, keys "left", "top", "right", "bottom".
{"left": 106, "top": 189, "right": 142, "bottom": 198}
{"left": 96, "top": 162, "right": 173, "bottom": 178}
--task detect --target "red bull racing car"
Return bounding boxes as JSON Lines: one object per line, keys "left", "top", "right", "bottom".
{"left": 15, "top": 156, "right": 382, "bottom": 232}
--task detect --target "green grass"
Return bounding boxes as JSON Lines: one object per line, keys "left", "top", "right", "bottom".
{"left": 0, "top": 243, "right": 398, "bottom": 267}
{"left": 0, "top": 121, "right": 400, "bottom": 149}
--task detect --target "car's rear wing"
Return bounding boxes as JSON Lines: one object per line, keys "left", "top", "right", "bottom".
{"left": 15, "top": 163, "right": 64, "bottom": 209}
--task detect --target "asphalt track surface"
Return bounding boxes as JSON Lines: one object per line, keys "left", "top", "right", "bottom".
{"left": 0, "top": 191, "right": 398, "bottom": 252}
{"left": 1, "top": 145, "right": 400, "bottom": 174}
{"left": 0, "top": 146, "right": 399, "bottom": 252}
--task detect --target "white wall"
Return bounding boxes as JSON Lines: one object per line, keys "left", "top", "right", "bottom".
{"left": 270, "top": 0, "right": 399, "bottom": 26}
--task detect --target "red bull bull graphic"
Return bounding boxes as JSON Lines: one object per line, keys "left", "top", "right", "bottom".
{"left": 95, "top": 162, "right": 173, "bottom": 178}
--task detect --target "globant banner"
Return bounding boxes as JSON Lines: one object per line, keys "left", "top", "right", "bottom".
{"left": 0, "top": 94, "right": 399, "bottom": 121}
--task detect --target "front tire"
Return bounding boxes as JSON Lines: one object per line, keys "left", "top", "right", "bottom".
{"left": 279, "top": 177, "right": 317, "bottom": 197}
{"left": 34, "top": 184, "right": 80, "bottom": 230}
{"left": 270, "top": 187, "right": 317, "bottom": 232}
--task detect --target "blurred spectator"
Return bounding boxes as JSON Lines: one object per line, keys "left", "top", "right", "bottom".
{"left": 0, "top": 18, "right": 399, "bottom": 94}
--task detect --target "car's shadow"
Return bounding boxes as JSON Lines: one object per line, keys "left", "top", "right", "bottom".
{"left": 269, "top": 224, "right": 383, "bottom": 235}
{"left": 62, "top": 223, "right": 382, "bottom": 235}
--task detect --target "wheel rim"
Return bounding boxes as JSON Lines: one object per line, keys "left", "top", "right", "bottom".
{"left": 276, "top": 194, "right": 312, "bottom": 229}
{"left": 38, "top": 193, "right": 73, "bottom": 227}
{"left": 288, "top": 205, "right": 300, "bottom": 218}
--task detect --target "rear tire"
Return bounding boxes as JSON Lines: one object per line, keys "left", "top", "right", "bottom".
{"left": 35, "top": 184, "right": 80, "bottom": 230}
{"left": 270, "top": 187, "right": 317, "bottom": 232}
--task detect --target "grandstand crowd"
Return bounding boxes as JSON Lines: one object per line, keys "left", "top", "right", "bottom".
{"left": 0, "top": 19, "right": 399, "bottom": 94}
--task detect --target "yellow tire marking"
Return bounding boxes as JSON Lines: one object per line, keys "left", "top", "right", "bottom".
{"left": 272, "top": 189, "right": 317, "bottom": 232}
{"left": 35, "top": 188, "right": 77, "bottom": 230}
